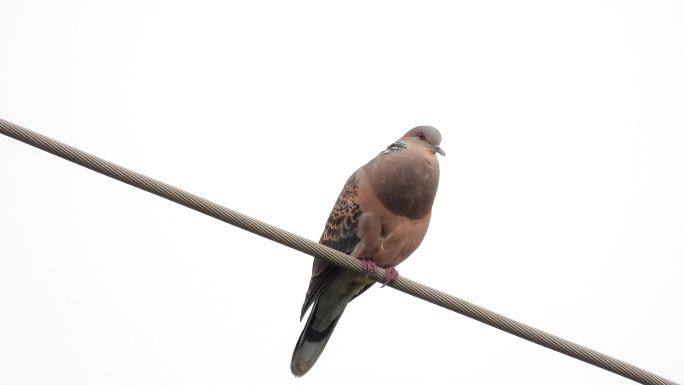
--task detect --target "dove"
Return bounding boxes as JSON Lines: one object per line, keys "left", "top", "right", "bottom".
{"left": 290, "top": 126, "right": 444, "bottom": 376}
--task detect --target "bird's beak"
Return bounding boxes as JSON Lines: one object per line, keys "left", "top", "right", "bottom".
{"left": 434, "top": 145, "right": 445, "bottom": 156}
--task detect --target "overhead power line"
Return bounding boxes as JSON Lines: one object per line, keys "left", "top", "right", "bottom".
{"left": 0, "top": 117, "right": 678, "bottom": 385}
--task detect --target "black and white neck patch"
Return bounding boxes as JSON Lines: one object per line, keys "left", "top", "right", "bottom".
{"left": 381, "top": 139, "right": 408, "bottom": 155}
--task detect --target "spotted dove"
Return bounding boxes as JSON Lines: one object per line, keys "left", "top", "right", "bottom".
{"left": 291, "top": 126, "right": 444, "bottom": 376}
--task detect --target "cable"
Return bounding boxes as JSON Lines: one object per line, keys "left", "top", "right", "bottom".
{"left": 0, "top": 117, "right": 678, "bottom": 385}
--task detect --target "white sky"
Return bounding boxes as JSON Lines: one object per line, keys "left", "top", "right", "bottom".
{"left": 1, "top": 1, "right": 682, "bottom": 384}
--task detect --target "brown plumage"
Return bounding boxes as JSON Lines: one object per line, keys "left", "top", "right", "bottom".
{"left": 291, "top": 126, "right": 444, "bottom": 376}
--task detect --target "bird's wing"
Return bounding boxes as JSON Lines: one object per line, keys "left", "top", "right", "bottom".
{"left": 299, "top": 172, "right": 362, "bottom": 319}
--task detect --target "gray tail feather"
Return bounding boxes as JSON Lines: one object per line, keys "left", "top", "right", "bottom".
{"left": 290, "top": 300, "right": 345, "bottom": 376}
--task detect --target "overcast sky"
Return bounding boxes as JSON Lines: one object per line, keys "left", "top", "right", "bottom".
{"left": 1, "top": 1, "right": 682, "bottom": 384}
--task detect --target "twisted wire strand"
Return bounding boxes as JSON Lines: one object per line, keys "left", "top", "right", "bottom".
{"left": 0, "top": 117, "right": 677, "bottom": 385}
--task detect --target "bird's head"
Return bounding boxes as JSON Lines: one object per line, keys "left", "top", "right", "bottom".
{"left": 402, "top": 125, "right": 445, "bottom": 156}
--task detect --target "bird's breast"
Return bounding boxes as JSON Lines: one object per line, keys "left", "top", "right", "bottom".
{"left": 367, "top": 152, "right": 439, "bottom": 220}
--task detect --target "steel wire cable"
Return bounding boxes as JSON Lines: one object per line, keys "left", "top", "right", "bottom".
{"left": 0, "top": 117, "right": 678, "bottom": 385}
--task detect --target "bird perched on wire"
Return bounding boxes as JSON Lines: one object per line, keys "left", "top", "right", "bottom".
{"left": 291, "top": 125, "right": 444, "bottom": 376}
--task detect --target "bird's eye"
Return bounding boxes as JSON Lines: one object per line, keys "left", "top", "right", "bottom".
{"left": 418, "top": 133, "right": 426, "bottom": 141}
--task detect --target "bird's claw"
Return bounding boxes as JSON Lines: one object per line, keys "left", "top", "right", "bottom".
{"left": 381, "top": 266, "right": 399, "bottom": 287}
{"left": 361, "top": 259, "right": 377, "bottom": 277}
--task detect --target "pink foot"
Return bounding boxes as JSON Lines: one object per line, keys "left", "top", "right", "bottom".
{"left": 381, "top": 266, "right": 399, "bottom": 287}
{"left": 361, "top": 259, "right": 377, "bottom": 276}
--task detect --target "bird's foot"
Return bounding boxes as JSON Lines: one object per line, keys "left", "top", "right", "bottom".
{"left": 381, "top": 266, "right": 399, "bottom": 287}
{"left": 361, "top": 258, "right": 378, "bottom": 277}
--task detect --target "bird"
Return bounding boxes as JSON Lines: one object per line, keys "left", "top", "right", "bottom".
{"left": 291, "top": 125, "right": 444, "bottom": 376}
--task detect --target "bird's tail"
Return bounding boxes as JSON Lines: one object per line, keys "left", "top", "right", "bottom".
{"left": 290, "top": 299, "right": 347, "bottom": 376}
